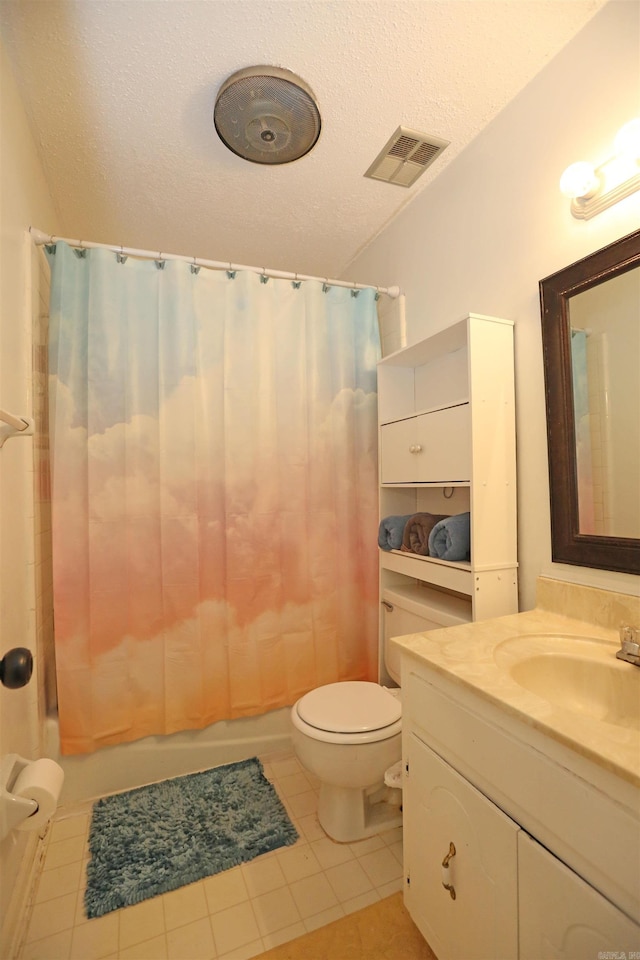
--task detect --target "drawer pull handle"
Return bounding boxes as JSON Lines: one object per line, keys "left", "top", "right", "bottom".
{"left": 442, "top": 879, "right": 456, "bottom": 900}
{"left": 408, "top": 444, "right": 423, "bottom": 454}
{"left": 442, "top": 841, "right": 456, "bottom": 868}
{"left": 441, "top": 842, "right": 456, "bottom": 900}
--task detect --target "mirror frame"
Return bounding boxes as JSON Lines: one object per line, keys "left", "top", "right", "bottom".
{"left": 539, "top": 228, "right": 640, "bottom": 575}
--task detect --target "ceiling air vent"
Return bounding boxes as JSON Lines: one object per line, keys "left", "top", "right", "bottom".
{"left": 364, "top": 126, "right": 450, "bottom": 187}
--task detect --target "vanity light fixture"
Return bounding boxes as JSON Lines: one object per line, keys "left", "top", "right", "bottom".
{"left": 560, "top": 118, "right": 640, "bottom": 219}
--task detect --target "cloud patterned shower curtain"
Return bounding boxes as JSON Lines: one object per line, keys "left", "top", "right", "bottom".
{"left": 47, "top": 242, "right": 380, "bottom": 755}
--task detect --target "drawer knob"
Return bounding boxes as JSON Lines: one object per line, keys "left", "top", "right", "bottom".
{"left": 409, "top": 444, "right": 422, "bottom": 454}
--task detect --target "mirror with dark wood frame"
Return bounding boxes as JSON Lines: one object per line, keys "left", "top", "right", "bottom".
{"left": 539, "top": 228, "right": 640, "bottom": 575}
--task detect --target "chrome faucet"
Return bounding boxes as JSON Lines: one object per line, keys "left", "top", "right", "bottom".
{"left": 616, "top": 624, "right": 640, "bottom": 666}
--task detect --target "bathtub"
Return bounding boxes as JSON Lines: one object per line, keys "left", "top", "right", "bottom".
{"left": 45, "top": 708, "right": 292, "bottom": 807}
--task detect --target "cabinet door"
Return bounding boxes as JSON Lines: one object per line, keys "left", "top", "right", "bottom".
{"left": 404, "top": 733, "right": 519, "bottom": 960}
{"left": 380, "top": 404, "right": 471, "bottom": 484}
{"left": 418, "top": 404, "right": 471, "bottom": 482}
{"left": 519, "top": 832, "right": 640, "bottom": 959}
{"left": 380, "top": 417, "right": 421, "bottom": 482}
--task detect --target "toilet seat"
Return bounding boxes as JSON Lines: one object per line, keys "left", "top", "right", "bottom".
{"left": 292, "top": 681, "right": 402, "bottom": 745}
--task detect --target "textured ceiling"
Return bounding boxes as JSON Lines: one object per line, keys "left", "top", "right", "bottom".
{"left": 1, "top": 0, "right": 605, "bottom": 278}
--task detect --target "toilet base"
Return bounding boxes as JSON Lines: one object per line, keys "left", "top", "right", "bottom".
{"left": 317, "top": 781, "right": 403, "bottom": 843}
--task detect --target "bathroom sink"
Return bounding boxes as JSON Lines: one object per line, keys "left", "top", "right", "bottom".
{"left": 493, "top": 634, "right": 640, "bottom": 729}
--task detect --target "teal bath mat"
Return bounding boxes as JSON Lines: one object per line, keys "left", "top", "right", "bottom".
{"left": 84, "top": 757, "right": 298, "bottom": 918}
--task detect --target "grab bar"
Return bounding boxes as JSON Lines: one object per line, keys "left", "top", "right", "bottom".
{"left": 0, "top": 408, "right": 34, "bottom": 449}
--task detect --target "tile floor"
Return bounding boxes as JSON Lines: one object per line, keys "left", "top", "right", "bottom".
{"left": 18, "top": 750, "right": 404, "bottom": 960}
{"left": 259, "top": 892, "right": 436, "bottom": 960}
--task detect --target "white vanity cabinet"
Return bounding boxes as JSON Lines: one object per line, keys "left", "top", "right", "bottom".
{"left": 378, "top": 314, "right": 518, "bottom": 625}
{"left": 401, "top": 654, "right": 640, "bottom": 960}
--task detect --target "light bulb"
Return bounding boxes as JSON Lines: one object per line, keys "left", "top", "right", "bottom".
{"left": 613, "top": 118, "right": 640, "bottom": 160}
{"left": 559, "top": 161, "right": 600, "bottom": 200}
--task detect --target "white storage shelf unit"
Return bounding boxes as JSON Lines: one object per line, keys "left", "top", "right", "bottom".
{"left": 378, "top": 314, "right": 518, "bottom": 623}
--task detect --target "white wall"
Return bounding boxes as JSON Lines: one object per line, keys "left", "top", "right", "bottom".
{"left": 0, "top": 35, "right": 59, "bottom": 954}
{"left": 346, "top": 0, "right": 640, "bottom": 611}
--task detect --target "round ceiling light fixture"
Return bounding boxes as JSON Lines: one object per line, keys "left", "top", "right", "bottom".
{"left": 214, "top": 65, "right": 321, "bottom": 165}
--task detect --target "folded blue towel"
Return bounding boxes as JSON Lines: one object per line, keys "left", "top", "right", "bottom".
{"left": 378, "top": 515, "right": 413, "bottom": 551}
{"left": 428, "top": 512, "right": 471, "bottom": 561}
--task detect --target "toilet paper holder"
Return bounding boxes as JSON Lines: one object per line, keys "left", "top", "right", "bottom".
{"left": 0, "top": 753, "right": 39, "bottom": 842}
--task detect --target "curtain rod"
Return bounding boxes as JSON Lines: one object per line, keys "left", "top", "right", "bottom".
{"left": 30, "top": 227, "right": 400, "bottom": 300}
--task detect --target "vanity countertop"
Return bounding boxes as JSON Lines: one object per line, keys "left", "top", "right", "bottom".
{"left": 391, "top": 606, "right": 640, "bottom": 788}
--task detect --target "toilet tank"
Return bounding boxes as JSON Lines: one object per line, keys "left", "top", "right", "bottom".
{"left": 382, "top": 584, "right": 471, "bottom": 685}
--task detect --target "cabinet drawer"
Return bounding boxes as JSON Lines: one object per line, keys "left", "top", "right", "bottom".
{"left": 380, "top": 404, "right": 471, "bottom": 483}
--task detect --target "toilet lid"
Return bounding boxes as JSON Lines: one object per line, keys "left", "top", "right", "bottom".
{"left": 297, "top": 682, "right": 401, "bottom": 734}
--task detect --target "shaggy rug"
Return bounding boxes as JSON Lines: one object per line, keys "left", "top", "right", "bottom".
{"left": 84, "top": 757, "right": 299, "bottom": 918}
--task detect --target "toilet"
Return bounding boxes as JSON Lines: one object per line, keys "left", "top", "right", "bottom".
{"left": 290, "top": 587, "right": 471, "bottom": 842}
{"left": 291, "top": 680, "right": 403, "bottom": 842}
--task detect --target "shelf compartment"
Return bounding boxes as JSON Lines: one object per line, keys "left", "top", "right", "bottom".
{"left": 382, "top": 582, "right": 472, "bottom": 625}
{"left": 378, "top": 317, "right": 468, "bottom": 369}
{"left": 381, "top": 549, "right": 473, "bottom": 596}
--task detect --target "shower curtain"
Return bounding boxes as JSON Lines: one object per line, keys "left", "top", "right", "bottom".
{"left": 47, "top": 241, "right": 381, "bottom": 755}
